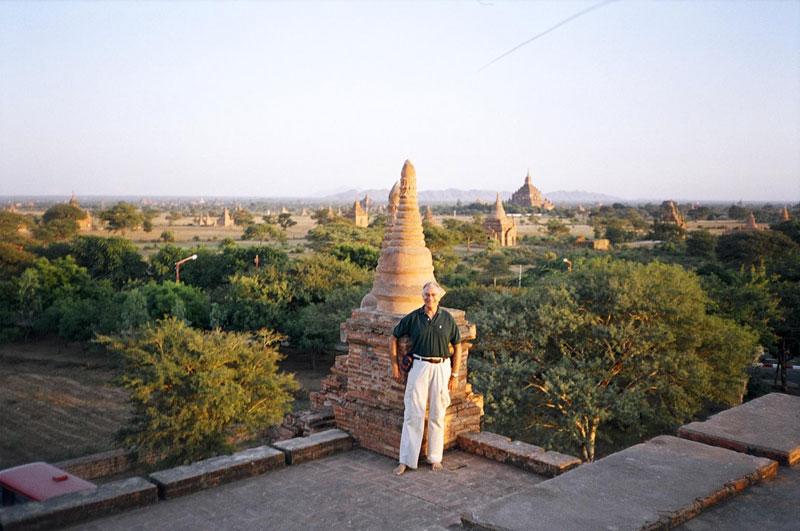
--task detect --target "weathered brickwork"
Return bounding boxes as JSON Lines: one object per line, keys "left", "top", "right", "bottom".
{"left": 275, "top": 406, "right": 336, "bottom": 440}
{"left": 148, "top": 446, "right": 285, "bottom": 500}
{"left": 458, "top": 431, "right": 582, "bottom": 477}
{"left": 55, "top": 449, "right": 158, "bottom": 480}
{"left": 271, "top": 428, "right": 353, "bottom": 465}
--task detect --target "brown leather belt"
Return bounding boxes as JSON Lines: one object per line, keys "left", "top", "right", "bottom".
{"left": 412, "top": 355, "right": 445, "bottom": 364}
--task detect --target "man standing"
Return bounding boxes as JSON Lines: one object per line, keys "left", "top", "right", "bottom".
{"left": 391, "top": 281, "right": 461, "bottom": 475}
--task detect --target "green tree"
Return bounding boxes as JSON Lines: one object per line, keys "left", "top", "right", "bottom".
{"left": 68, "top": 235, "right": 148, "bottom": 287}
{"left": 546, "top": 219, "right": 570, "bottom": 238}
{"left": 36, "top": 204, "right": 87, "bottom": 242}
{"left": 166, "top": 211, "right": 182, "bottom": 225}
{"left": 423, "top": 222, "right": 459, "bottom": 256}
{"left": 686, "top": 229, "right": 718, "bottom": 258}
{"left": 289, "top": 286, "right": 370, "bottom": 352}
{"left": 0, "top": 211, "right": 34, "bottom": 241}
{"left": 160, "top": 231, "right": 175, "bottom": 243}
{"left": 306, "top": 219, "right": 382, "bottom": 252}
{"left": 728, "top": 205, "right": 748, "bottom": 220}
{"left": 242, "top": 223, "right": 284, "bottom": 245}
{"left": 99, "top": 202, "right": 145, "bottom": 236}
{"left": 15, "top": 268, "right": 42, "bottom": 339}
{"left": 650, "top": 222, "right": 687, "bottom": 243}
{"left": 216, "top": 267, "right": 292, "bottom": 332}
{"left": 330, "top": 244, "right": 380, "bottom": 269}
{"left": 288, "top": 253, "right": 372, "bottom": 306}
{"left": 99, "top": 318, "right": 298, "bottom": 466}
{"left": 716, "top": 230, "right": 797, "bottom": 268}
{"left": 702, "top": 267, "right": 782, "bottom": 353}
{"left": 139, "top": 280, "right": 209, "bottom": 327}
{"left": 442, "top": 218, "right": 485, "bottom": 252}
{"left": 469, "top": 258, "right": 758, "bottom": 461}
{"left": 277, "top": 213, "right": 297, "bottom": 231}
{"left": 42, "top": 204, "right": 87, "bottom": 225}
{"left": 771, "top": 219, "right": 800, "bottom": 245}
{"left": 482, "top": 252, "right": 511, "bottom": 286}
{"left": 0, "top": 241, "right": 36, "bottom": 278}
{"left": 232, "top": 209, "right": 254, "bottom": 227}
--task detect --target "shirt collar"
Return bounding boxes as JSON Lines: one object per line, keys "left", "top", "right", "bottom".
{"left": 419, "top": 306, "right": 439, "bottom": 319}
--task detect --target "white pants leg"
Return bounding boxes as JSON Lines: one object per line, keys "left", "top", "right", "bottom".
{"left": 398, "top": 359, "right": 451, "bottom": 468}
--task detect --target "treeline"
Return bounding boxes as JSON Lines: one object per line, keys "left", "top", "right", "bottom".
{"left": 0, "top": 233, "right": 373, "bottom": 352}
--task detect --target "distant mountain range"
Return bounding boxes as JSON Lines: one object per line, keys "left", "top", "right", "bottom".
{"left": 315, "top": 188, "right": 623, "bottom": 205}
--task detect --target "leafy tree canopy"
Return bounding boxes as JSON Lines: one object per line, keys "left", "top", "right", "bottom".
{"left": 306, "top": 219, "right": 382, "bottom": 252}
{"left": 467, "top": 257, "right": 757, "bottom": 461}
{"left": 242, "top": 223, "right": 285, "bottom": 245}
{"left": 99, "top": 318, "right": 298, "bottom": 466}
{"left": 42, "top": 204, "right": 87, "bottom": 224}
{"left": 716, "top": 230, "right": 797, "bottom": 268}
{"left": 99, "top": 202, "right": 144, "bottom": 235}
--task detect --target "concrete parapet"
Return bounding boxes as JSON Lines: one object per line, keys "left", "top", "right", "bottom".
{"left": 678, "top": 392, "right": 800, "bottom": 466}
{"left": 462, "top": 435, "right": 777, "bottom": 531}
{"left": 457, "top": 431, "right": 581, "bottom": 477}
{"left": 0, "top": 477, "right": 156, "bottom": 531}
{"left": 271, "top": 428, "right": 353, "bottom": 465}
{"left": 148, "top": 446, "right": 285, "bottom": 500}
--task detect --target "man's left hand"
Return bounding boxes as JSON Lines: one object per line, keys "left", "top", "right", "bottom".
{"left": 448, "top": 375, "right": 457, "bottom": 392}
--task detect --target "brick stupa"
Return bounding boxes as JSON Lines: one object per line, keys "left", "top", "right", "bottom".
{"left": 483, "top": 192, "right": 517, "bottom": 247}
{"left": 423, "top": 205, "right": 441, "bottom": 226}
{"left": 311, "top": 160, "right": 484, "bottom": 459}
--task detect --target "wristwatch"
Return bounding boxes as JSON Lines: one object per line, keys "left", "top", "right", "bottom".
{"left": 450, "top": 373, "right": 459, "bottom": 378}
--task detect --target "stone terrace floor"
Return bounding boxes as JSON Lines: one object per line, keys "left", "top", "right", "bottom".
{"left": 64, "top": 449, "right": 545, "bottom": 531}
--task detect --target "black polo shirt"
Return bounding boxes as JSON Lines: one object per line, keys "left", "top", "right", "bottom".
{"left": 392, "top": 306, "right": 461, "bottom": 359}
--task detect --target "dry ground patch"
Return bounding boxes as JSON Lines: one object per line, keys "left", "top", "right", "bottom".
{"left": 0, "top": 340, "right": 333, "bottom": 470}
{"left": 0, "top": 340, "right": 130, "bottom": 469}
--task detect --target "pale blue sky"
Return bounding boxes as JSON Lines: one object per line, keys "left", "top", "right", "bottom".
{"left": 1, "top": 1, "right": 798, "bottom": 201}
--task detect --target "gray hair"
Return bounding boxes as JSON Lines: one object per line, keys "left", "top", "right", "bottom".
{"left": 422, "top": 281, "right": 446, "bottom": 297}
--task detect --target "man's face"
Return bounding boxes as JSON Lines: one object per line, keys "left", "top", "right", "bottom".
{"left": 422, "top": 288, "right": 441, "bottom": 310}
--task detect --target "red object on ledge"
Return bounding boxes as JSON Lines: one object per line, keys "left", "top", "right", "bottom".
{"left": 0, "top": 462, "right": 96, "bottom": 505}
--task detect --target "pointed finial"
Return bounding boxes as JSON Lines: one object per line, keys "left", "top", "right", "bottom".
{"left": 401, "top": 160, "right": 416, "bottom": 196}
{"left": 389, "top": 180, "right": 400, "bottom": 207}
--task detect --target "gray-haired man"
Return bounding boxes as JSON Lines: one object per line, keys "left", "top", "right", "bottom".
{"left": 391, "top": 281, "right": 461, "bottom": 475}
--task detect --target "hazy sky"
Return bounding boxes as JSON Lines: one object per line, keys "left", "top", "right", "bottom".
{"left": 1, "top": 1, "right": 798, "bottom": 201}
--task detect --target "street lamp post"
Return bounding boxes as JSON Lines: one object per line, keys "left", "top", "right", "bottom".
{"left": 175, "top": 254, "right": 197, "bottom": 283}
{"left": 563, "top": 258, "right": 572, "bottom": 273}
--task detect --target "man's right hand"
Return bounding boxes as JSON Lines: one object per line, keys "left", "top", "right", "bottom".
{"left": 392, "top": 364, "right": 403, "bottom": 383}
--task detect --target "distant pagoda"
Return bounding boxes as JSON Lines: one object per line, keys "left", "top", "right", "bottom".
{"left": 510, "top": 170, "right": 554, "bottom": 210}
{"left": 347, "top": 199, "right": 369, "bottom": 227}
{"left": 422, "top": 205, "right": 440, "bottom": 226}
{"left": 483, "top": 193, "right": 516, "bottom": 247}
{"left": 69, "top": 194, "right": 93, "bottom": 230}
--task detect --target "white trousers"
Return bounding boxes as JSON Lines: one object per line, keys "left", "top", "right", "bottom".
{"left": 398, "top": 358, "right": 451, "bottom": 468}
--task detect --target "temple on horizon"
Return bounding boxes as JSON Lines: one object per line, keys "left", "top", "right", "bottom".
{"left": 509, "top": 170, "right": 554, "bottom": 210}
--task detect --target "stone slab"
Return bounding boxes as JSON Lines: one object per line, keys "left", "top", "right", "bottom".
{"left": 678, "top": 392, "right": 800, "bottom": 466}
{"left": 0, "top": 476, "right": 156, "bottom": 531}
{"left": 462, "top": 435, "right": 777, "bottom": 531}
{"left": 458, "top": 431, "right": 581, "bottom": 477}
{"left": 270, "top": 428, "right": 353, "bottom": 465}
{"left": 148, "top": 445, "right": 284, "bottom": 500}
{"left": 677, "top": 463, "right": 800, "bottom": 531}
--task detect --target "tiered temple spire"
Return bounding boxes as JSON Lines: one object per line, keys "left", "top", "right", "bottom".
{"left": 370, "top": 160, "right": 436, "bottom": 315}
